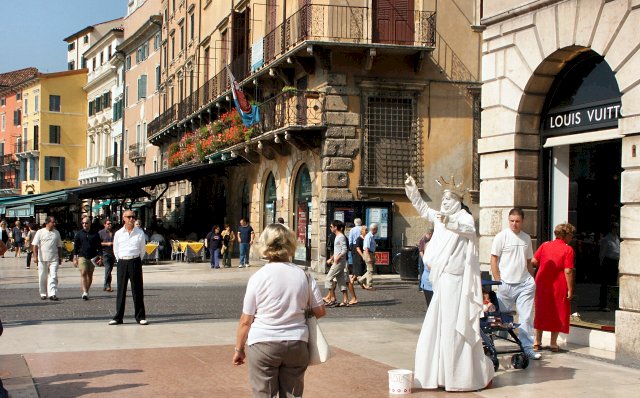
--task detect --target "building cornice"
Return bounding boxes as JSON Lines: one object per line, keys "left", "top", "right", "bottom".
{"left": 118, "top": 15, "right": 163, "bottom": 53}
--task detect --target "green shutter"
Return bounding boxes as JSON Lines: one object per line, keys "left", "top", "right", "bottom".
{"left": 43, "top": 157, "right": 50, "bottom": 181}
{"left": 59, "top": 157, "right": 65, "bottom": 181}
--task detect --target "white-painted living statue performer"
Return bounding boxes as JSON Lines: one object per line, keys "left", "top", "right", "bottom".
{"left": 405, "top": 174, "right": 494, "bottom": 391}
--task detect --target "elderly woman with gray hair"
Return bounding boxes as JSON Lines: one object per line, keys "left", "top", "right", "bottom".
{"left": 233, "top": 223, "right": 326, "bottom": 397}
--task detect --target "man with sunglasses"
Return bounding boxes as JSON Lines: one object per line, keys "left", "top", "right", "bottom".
{"left": 73, "top": 216, "right": 102, "bottom": 300}
{"left": 110, "top": 211, "right": 148, "bottom": 325}
{"left": 99, "top": 219, "right": 115, "bottom": 292}
{"left": 32, "top": 216, "right": 63, "bottom": 301}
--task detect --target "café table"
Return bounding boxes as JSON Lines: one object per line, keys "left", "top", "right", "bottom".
{"left": 178, "top": 241, "right": 205, "bottom": 262}
{"left": 144, "top": 242, "right": 159, "bottom": 263}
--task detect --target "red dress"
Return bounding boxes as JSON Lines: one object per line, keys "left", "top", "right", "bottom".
{"left": 533, "top": 238, "right": 575, "bottom": 333}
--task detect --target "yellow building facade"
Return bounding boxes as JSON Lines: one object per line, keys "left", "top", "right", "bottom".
{"left": 18, "top": 70, "right": 88, "bottom": 194}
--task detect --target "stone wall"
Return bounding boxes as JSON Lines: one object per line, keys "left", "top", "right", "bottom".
{"left": 480, "top": 0, "right": 640, "bottom": 364}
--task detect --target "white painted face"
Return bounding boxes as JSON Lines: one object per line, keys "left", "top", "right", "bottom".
{"left": 440, "top": 191, "right": 460, "bottom": 213}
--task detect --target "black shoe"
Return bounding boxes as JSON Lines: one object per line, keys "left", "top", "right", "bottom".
{"left": 82, "top": 293, "right": 89, "bottom": 301}
{"left": 40, "top": 296, "right": 47, "bottom": 300}
{"left": 49, "top": 295, "right": 59, "bottom": 301}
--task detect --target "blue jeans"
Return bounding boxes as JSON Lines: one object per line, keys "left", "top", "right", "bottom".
{"left": 496, "top": 276, "right": 536, "bottom": 351}
{"left": 239, "top": 243, "right": 250, "bottom": 266}
{"left": 210, "top": 248, "right": 220, "bottom": 268}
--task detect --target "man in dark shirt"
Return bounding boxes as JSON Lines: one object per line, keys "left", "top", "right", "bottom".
{"left": 237, "top": 218, "right": 255, "bottom": 268}
{"left": 99, "top": 219, "right": 115, "bottom": 292}
{"left": 73, "top": 216, "right": 102, "bottom": 300}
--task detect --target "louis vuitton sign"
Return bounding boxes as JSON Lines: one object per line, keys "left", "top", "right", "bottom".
{"left": 542, "top": 99, "right": 622, "bottom": 136}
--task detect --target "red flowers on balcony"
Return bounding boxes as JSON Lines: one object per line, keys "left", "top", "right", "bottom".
{"left": 168, "top": 109, "right": 257, "bottom": 167}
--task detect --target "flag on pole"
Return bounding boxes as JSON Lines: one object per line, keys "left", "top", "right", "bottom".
{"left": 226, "top": 65, "right": 260, "bottom": 127}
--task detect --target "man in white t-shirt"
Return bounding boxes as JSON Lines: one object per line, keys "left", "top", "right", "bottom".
{"left": 32, "top": 216, "right": 63, "bottom": 301}
{"left": 490, "top": 208, "right": 540, "bottom": 360}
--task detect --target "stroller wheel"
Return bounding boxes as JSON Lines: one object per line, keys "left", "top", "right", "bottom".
{"left": 511, "top": 353, "right": 529, "bottom": 369}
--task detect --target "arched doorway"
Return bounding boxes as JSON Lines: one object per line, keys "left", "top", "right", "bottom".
{"left": 539, "top": 52, "right": 621, "bottom": 327}
{"left": 263, "top": 173, "right": 276, "bottom": 228}
{"left": 293, "top": 165, "right": 312, "bottom": 265}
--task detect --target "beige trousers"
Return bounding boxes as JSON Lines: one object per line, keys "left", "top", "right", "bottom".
{"left": 247, "top": 340, "right": 309, "bottom": 398}
{"left": 358, "top": 252, "right": 374, "bottom": 288}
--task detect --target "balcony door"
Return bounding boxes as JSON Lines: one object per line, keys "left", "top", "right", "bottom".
{"left": 373, "top": 0, "right": 414, "bottom": 45}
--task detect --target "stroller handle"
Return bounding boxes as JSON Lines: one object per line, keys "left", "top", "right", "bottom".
{"left": 481, "top": 280, "right": 502, "bottom": 286}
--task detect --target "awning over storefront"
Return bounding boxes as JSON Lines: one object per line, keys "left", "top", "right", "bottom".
{"left": 6, "top": 203, "right": 34, "bottom": 218}
{"left": 0, "top": 161, "right": 230, "bottom": 216}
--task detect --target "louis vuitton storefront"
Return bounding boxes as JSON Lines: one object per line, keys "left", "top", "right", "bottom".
{"left": 480, "top": 0, "right": 640, "bottom": 365}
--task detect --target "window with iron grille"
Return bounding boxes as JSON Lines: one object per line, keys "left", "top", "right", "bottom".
{"left": 362, "top": 94, "right": 421, "bottom": 187}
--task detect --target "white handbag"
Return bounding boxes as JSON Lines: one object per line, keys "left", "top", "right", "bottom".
{"left": 305, "top": 272, "right": 331, "bottom": 365}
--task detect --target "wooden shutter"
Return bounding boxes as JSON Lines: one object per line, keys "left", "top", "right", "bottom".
{"left": 373, "top": 0, "right": 414, "bottom": 44}
{"left": 59, "top": 157, "right": 65, "bottom": 181}
{"left": 33, "top": 158, "right": 40, "bottom": 181}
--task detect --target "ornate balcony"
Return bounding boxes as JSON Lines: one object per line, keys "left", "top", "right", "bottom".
{"left": 78, "top": 164, "right": 111, "bottom": 185}
{"left": 129, "top": 143, "right": 146, "bottom": 163}
{"left": 147, "top": 3, "right": 436, "bottom": 143}
{"left": 105, "top": 154, "right": 119, "bottom": 173}
{"left": 0, "top": 154, "right": 18, "bottom": 170}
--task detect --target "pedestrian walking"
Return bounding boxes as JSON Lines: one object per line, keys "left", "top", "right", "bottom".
{"left": 237, "top": 218, "right": 254, "bottom": 268}
{"left": 73, "top": 216, "right": 102, "bottom": 300}
{"left": 12, "top": 221, "right": 24, "bottom": 257}
{"left": 490, "top": 208, "right": 540, "bottom": 360}
{"left": 99, "top": 219, "right": 115, "bottom": 292}
{"left": 356, "top": 223, "right": 378, "bottom": 290}
{"left": 205, "top": 225, "right": 223, "bottom": 269}
{"left": 532, "top": 223, "right": 576, "bottom": 352}
{"left": 109, "top": 210, "right": 148, "bottom": 326}
{"left": 32, "top": 216, "right": 63, "bottom": 301}
{"left": 418, "top": 228, "right": 434, "bottom": 308}
{"left": 221, "top": 224, "right": 235, "bottom": 268}
{"left": 24, "top": 223, "right": 38, "bottom": 269}
{"left": 232, "top": 223, "right": 326, "bottom": 397}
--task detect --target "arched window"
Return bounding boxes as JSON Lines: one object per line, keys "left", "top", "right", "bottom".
{"left": 293, "top": 166, "right": 312, "bottom": 264}
{"left": 263, "top": 173, "right": 276, "bottom": 228}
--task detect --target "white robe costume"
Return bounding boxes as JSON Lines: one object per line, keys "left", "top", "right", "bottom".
{"left": 406, "top": 183, "right": 494, "bottom": 391}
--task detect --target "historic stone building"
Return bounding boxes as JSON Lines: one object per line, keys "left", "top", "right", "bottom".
{"left": 480, "top": 0, "right": 640, "bottom": 364}
{"left": 146, "top": 0, "right": 484, "bottom": 270}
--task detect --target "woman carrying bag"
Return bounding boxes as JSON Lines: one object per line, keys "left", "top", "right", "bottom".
{"left": 233, "top": 223, "right": 326, "bottom": 397}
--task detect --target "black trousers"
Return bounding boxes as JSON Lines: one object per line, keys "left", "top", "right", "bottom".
{"left": 113, "top": 257, "right": 146, "bottom": 322}
{"left": 103, "top": 254, "right": 115, "bottom": 289}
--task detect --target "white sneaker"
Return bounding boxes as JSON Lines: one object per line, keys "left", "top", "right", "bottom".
{"left": 525, "top": 350, "right": 541, "bottom": 360}
{"left": 108, "top": 320, "right": 121, "bottom": 325}
{"left": 138, "top": 319, "right": 148, "bottom": 325}
{"left": 238, "top": 264, "right": 244, "bottom": 268}
{"left": 245, "top": 263, "right": 250, "bottom": 268}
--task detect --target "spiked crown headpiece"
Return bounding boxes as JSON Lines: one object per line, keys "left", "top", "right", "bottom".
{"left": 435, "top": 176, "right": 468, "bottom": 200}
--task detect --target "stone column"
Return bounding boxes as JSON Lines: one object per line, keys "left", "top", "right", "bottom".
{"left": 317, "top": 73, "right": 359, "bottom": 272}
{"left": 617, "top": 118, "right": 640, "bottom": 365}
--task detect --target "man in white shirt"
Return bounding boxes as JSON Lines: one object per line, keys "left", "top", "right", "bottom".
{"left": 32, "top": 216, "right": 63, "bottom": 301}
{"left": 490, "top": 208, "right": 539, "bottom": 360}
{"left": 109, "top": 210, "right": 148, "bottom": 325}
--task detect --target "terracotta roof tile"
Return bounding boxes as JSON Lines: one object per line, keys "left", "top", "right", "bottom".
{"left": 0, "top": 67, "right": 39, "bottom": 90}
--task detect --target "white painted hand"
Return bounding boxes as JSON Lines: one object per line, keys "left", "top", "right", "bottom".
{"left": 405, "top": 173, "right": 416, "bottom": 188}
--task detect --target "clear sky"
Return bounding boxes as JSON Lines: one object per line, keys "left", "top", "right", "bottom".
{"left": 0, "top": 0, "right": 126, "bottom": 73}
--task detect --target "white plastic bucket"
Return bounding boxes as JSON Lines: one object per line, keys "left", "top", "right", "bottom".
{"left": 388, "top": 369, "right": 413, "bottom": 394}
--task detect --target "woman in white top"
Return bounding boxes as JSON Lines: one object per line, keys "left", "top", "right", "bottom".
{"left": 233, "top": 223, "right": 326, "bottom": 397}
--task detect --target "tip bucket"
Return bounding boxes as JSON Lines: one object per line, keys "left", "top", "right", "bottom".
{"left": 388, "top": 369, "right": 413, "bottom": 394}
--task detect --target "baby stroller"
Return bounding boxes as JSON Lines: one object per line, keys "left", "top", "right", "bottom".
{"left": 480, "top": 280, "right": 529, "bottom": 371}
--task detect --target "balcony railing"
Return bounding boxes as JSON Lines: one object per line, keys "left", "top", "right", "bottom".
{"left": 105, "top": 154, "right": 118, "bottom": 170}
{"left": 15, "top": 139, "right": 39, "bottom": 153}
{"left": 148, "top": 4, "right": 435, "bottom": 140}
{"left": 0, "top": 154, "right": 18, "bottom": 169}
{"left": 129, "top": 143, "right": 146, "bottom": 161}
{"left": 259, "top": 89, "right": 325, "bottom": 132}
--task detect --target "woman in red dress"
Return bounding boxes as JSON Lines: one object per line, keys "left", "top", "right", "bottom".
{"left": 532, "top": 223, "right": 576, "bottom": 352}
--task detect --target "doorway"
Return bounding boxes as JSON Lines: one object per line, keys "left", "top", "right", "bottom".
{"left": 545, "top": 139, "right": 621, "bottom": 328}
